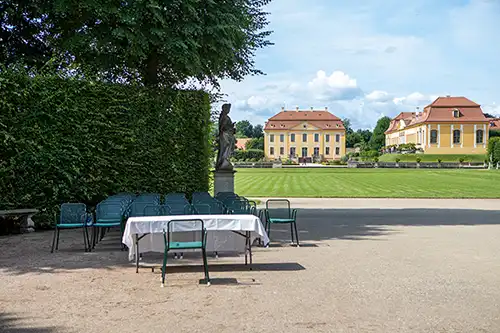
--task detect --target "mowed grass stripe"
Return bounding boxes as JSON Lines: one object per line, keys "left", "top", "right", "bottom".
{"left": 234, "top": 168, "right": 500, "bottom": 198}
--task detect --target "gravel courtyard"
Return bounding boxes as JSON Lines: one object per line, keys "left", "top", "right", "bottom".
{"left": 2, "top": 200, "right": 500, "bottom": 333}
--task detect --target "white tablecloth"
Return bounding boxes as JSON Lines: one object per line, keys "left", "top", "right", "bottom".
{"left": 122, "top": 214, "right": 269, "bottom": 260}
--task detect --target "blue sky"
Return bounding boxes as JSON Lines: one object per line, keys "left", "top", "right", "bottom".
{"left": 219, "top": 0, "right": 500, "bottom": 129}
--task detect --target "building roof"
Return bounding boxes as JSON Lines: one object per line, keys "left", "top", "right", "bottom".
{"left": 489, "top": 118, "right": 500, "bottom": 132}
{"left": 235, "top": 138, "right": 251, "bottom": 150}
{"left": 385, "top": 96, "right": 488, "bottom": 134}
{"left": 265, "top": 109, "right": 345, "bottom": 131}
{"left": 425, "top": 96, "right": 480, "bottom": 108}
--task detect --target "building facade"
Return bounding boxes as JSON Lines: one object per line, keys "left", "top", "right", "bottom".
{"left": 264, "top": 107, "right": 346, "bottom": 162}
{"left": 385, "top": 96, "right": 490, "bottom": 154}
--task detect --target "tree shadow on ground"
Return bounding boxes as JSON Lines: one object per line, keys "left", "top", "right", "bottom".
{"left": 264, "top": 208, "right": 500, "bottom": 244}
{"left": 1, "top": 208, "right": 499, "bottom": 275}
{"left": 0, "top": 313, "right": 58, "bottom": 333}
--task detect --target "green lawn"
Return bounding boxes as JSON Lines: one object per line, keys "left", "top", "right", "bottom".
{"left": 235, "top": 168, "right": 500, "bottom": 198}
{"left": 379, "top": 154, "right": 486, "bottom": 163}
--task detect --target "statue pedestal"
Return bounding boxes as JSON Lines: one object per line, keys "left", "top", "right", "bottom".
{"left": 213, "top": 170, "right": 237, "bottom": 195}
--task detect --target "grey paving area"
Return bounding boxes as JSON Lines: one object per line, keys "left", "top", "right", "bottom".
{"left": 1, "top": 200, "right": 500, "bottom": 332}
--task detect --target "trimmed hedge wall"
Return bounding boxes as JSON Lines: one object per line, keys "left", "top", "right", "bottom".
{"left": 233, "top": 149, "right": 264, "bottom": 161}
{"left": 0, "top": 70, "right": 211, "bottom": 227}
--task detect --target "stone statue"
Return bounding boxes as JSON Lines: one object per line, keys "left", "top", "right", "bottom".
{"left": 216, "top": 103, "right": 236, "bottom": 171}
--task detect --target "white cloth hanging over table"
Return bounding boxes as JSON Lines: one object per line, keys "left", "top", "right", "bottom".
{"left": 122, "top": 214, "right": 269, "bottom": 261}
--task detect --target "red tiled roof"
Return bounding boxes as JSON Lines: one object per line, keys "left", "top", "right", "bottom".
{"left": 385, "top": 96, "right": 488, "bottom": 134}
{"left": 269, "top": 110, "right": 341, "bottom": 121}
{"left": 235, "top": 138, "right": 251, "bottom": 150}
{"left": 425, "top": 96, "right": 480, "bottom": 108}
{"left": 490, "top": 118, "right": 500, "bottom": 131}
{"left": 265, "top": 110, "right": 345, "bottom": 130}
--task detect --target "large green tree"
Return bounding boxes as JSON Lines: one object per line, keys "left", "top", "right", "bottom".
{"left": 246, "top": 137, "right": 264, "bottom": 150}
{"left": 1, "top": 0, "right": 273, "bottom": 86}
{"left": 252, "top": 124, "right": 264, "bottom": 138}
{"left": 236, "top": 120, "right": 254, "bottom": 138}
{"left": 369, "top": 116, "right": 391, "bottom": 150}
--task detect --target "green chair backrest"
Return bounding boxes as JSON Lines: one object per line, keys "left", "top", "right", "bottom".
{"left": 60, "top": 203, "right": 87, "bottom": 225}
{"left": 96, "top": 202, "right": 124, "bottom": 222}
{"left": 164, "top": 204, "right": 193, "bottom": 216}
{"left": 130, "top": 201, "right": 157, "bottom": 217}
{"left": 143, "top": 205, "right": 163, "bottom": 216}
{"left": 164, "top": 219, "right": 206, "bottom": 248}
{"left": 266, "top": 199, "right": 292, "bottom": 219}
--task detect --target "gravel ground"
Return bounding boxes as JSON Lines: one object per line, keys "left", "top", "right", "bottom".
{"left": 1, "top": 204, "right": 500, "bottom": 333}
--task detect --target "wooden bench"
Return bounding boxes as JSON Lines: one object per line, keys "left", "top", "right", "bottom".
{"left": 0, "top": 209, "right": 39, "bottom": 233}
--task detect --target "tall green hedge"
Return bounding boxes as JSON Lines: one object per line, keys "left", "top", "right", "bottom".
{"left": 0, "top": 69, "right": 211, "bottom": 227}
{"left": 488, "top": 137, "right": 500, "bottom": 163}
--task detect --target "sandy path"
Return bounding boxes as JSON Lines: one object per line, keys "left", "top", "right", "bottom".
{"left": 2, "top": 206, "right": 500, "bottom": 332}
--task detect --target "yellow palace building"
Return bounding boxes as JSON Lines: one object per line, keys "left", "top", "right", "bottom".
{"left": 385, "top": 96, "right": 490, "bottom": 154}
{"left": 264, "top": 107, "right": 346, "bottom": 162}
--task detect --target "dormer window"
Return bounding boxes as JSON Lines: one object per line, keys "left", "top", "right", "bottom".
{"left": 453, "top": 109, "right": 460, "bottom": 118}
{"left": 336, "top": 124, "right": 339, "bottom": 128}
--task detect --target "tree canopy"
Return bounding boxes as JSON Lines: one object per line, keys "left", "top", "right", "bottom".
{"left": 235, "top": 120, "right": 263, "bottom": 138}
{"left": 369, "top": 116, "right": 391, "bottom": 150}
{"left": 1, "top": 0, "right": 273, "bottom": 86}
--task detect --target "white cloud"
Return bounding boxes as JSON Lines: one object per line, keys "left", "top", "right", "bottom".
{"left": 246, "top": 96, "right": 269, "bottom": 109}
{"left": 307, "top": 70, "right": 363, "bottom": 101}
{"left": 221, "top": 69, "right": 448, "bottom": 130}
{"left": 218, "top": 0, "right": 499, "bottom": 129}
{"left": 483, "top": 103, "right": 500, "bottom": 117}
{"left": 365, "top": 90, "right": 393, "bottom": 103}
{"left": 393, "top": 92, "right": 438, "bottom": 107}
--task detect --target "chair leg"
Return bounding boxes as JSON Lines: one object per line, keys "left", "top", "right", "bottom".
{"left": 85, "top": 226, "right": 91, "bottom": 252}
{"left": 293, "top": 221, "right": 300, "bottom": 247}
{"left": 82, "top": 226, "right": 88, "bottom": 252}
{"left": 161, "top": 250, "right": 168, "bottom": 287}
{"left": 55, "top": 228, "right": 60, "bottom": 250}
{"left": 92, "top": 226, "right": 97, "bottom": 249}
{"left": 51, "top": 227, "right": 58, "bottom": 253}
{"left": 290, "top": 223, "right": 295, "bottom": 244}
{"left": 202, "top": 248, "right": 210, "bottom": 285}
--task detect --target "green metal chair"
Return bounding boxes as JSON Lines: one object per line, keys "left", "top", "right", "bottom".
{"left": 264, "top": 199, "right": 299, "bottom": 246}
{"left": 161, "top": 219, "right": 210, "bottom": 287}
{"left": 92, "top": 202, "right": 125, "bottom": 250}
{"left": 51, "top": 203, "right": 90, "bottom": 252}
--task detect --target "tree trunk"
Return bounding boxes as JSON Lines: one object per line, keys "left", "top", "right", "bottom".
{"left": 144, "top": 49, "right": 159, "bottom": 86}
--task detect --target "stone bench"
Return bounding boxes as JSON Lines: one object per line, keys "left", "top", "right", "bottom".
{"left": 0, "top": 209, "right": 39, "bottom": 233}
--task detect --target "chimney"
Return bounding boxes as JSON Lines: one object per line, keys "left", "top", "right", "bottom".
{"left": 446, "top": 94, "right": 451, "bottom": 97}
{"left": 296, "top": 106, "right": 299, "bottom": 111}
{"left": 325, "top": 106, "right": 328, "bottom": 111}
{"left": 281, "top": 106, "right": 285, "bottom": 111}
{"left": 310, "top": 106, "right": 313, "bottom": 110}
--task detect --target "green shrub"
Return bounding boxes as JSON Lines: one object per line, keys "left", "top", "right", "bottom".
{"left": 0, "top": 69, "right": 211, "bottom": 228}
{"left": 494, "top": 141, "right": 500, "bottom": 163}
{"left": 395, "top": 158, "right": 401, "bottom": 163}
{"left": 458, "top": 157, "right": 465, "bottom": 163}
{"left": 437, "top": 158, "right": 443, "bottom": 163}
{"left": 416, "top": 157, "right": 422, "bottom": 163}
{"left": 232, "top": 149, "right": 264, "bottom": 161}
{"left": 488, "top": 137, "right": 500, "bottom": 163}
{"left": 360, "top": 150, "right": 379, "bottom": 161}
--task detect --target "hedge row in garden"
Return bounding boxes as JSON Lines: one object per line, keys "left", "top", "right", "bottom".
{"left": 0, "top": 69, "right": 211, "bottom": 228}
{"left": 232, "top": 149, "right": 264, "bottom": 161}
